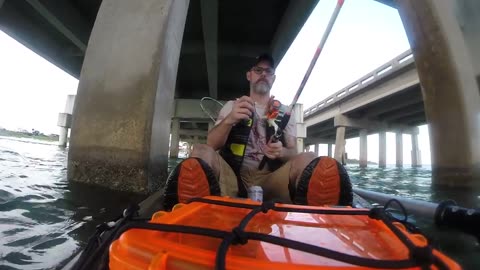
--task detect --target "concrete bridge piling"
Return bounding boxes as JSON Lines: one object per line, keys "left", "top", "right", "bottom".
{"left": 68, "top": 0, "right": 189, "bottom": 194}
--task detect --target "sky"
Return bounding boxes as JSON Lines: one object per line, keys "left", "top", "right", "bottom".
{"left": 0, "top": 0, "right": 430, "bottom": 164}
{"left": 0, "top": 31, "right": 78, "bottom": 134}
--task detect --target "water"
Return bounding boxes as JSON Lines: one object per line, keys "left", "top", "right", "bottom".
{"left": 0, "top": 137, "right": 479, "bottom": 269}
{"left": 0, "top": 137, "right": 146, "bottom": 269}
{"left": 349, "top": 165, "right": 480, "bottom": 208}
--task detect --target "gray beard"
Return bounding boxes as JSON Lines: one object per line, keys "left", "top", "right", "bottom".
{"left": 253, "top": 81, "right": 270, "bottom": 94}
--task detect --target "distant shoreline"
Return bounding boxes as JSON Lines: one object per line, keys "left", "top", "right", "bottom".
{"left": 0, "top": 129, "right": 58, "bottom": 142}
{"left": 0, "top": 136, "right": 61, "bottom": 147}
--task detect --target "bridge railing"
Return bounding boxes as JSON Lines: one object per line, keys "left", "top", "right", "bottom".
{"left": 304, "top": 49, "right": 414, "bottom": 117}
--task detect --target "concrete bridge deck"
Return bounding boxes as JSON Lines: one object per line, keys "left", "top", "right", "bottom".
{"left": 303, "top": 49, "right": 423, "bottom": 167}
{"left": 304, "top": 50, "right": 421, "bottom": 142}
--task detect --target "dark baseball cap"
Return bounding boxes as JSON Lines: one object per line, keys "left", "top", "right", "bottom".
{"left": 253, "top": 53, "right": 275, "bottom": 69}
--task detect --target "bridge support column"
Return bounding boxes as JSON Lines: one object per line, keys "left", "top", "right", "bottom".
{"left": 58, "top": 127, "right": 68, "bottom": 147}
{"left": 314, "top": 144, "right": 319, "bottom": 156}
{"left": 359, "top": 129, "right": 368, "bottom": 168}
{"left": 193, "top": 136, "right": 199, "bottom": 145}
{"left": 169, "top": 118, "right": 180, "bottom": 158}
{"left": 57, "top": 95, "right": 75, "bottom": 147}
{"left": 411, "top": 133, "right": 422, "bottom": 167}
{"left": 398, "top": 0, "right": 480, "bottom": 187}
{"left": 327, "top": 144, "right": 332, "bottom": 158}
{"left": 296, "top": 139, "right": 305, "bottom": 153}
{"left": 396, "top": 132, "right": 403, "bottom": 167}
{"left": 68, "top": 0, "right": 189, "bottom": 194}
{"left": 295, "top": 104, "right": 306, "bottom": 154}
{"left": 57, "top": 114, "right": 71, "bottom": 147}
{"left": 379, "top": 131, "right": 387, "bottom": 168}
{"left": 334, "top": 127, "right": 346, "bottom": 164}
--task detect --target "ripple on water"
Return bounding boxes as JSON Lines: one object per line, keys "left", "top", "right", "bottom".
{"left": 4, "top": 235, "right": 44, "bottom": 247}
{"left": 0, "top": 189, "right": 16, "bottom": 204}
{"left": 23, "top": 207, "right": 66, "bottom": 224}
{"left": 2, "top": 227, "right": 28, "bottom": 236}
{"left": 3, "top": 252, "right": 33, "bottom": 266}
{"left": 32, "top": 237, "right": 68, "bottom": 250}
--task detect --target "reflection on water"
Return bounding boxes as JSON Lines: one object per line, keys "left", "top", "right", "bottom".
{"left": 0, "top": 137, "right": 478, "bottom": 269}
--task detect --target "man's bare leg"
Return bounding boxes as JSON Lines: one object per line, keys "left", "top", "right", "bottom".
{"left": 288, "top": 152, "right": 317, "bottom": 186}
{"left": 190, "top": 144, "right": 221, "bottom": 178}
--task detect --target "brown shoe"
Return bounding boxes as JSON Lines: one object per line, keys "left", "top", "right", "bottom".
{"left": 163, "top": 158, "right": 220, "bottom": 210}
{"left": 293, "top": 157, "right": 352, "bottom": 206}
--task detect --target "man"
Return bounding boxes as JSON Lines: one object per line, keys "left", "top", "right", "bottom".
{"left": 164, "top": 53, "right": 352, "bottom": 209}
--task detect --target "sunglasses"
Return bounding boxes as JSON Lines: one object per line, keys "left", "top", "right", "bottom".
{"left": 251, "top": 66, "right": 275, "bottom": 76}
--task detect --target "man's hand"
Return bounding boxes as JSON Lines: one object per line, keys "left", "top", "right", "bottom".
{"left": 264, "top": 140, "right": 283, "bottom": 159}
{"left": 224, "top": 96, "right": 254, "bottom": 125}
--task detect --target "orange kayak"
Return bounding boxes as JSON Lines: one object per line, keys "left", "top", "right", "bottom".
{"left": 109, "top": 196, "right": 461, "bottom": 270}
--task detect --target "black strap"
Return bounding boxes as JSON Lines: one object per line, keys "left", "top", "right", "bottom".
{"left": 215, "top": 201, "right": 275, "bottom": 269}
{"left": 112, "top": 222, "right": 230, "bottom": 240}
{"left": 236, "top": 175, "right": 248, "bottom": 198}
{"left": 243, "top": 232, "right": 423, "bottom": 269}
{"left": 188, "top": 197, "right": 370, "bottom": 215}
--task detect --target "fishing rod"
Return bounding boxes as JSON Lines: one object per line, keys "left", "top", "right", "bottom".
{"left": 270, "top": 0, "right": 345, "bottom": 142}
{"left": 354, "top": 188, "right": 480, "bottom": 242}
{"left": 288, "top": 0, "right": 345, "bottom": 112}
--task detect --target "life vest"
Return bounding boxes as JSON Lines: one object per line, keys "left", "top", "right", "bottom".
{"left": 262, "top": 102, "right": 290, "bottom": 171}
{"left": 219, "top": 102, "right": 289, "bottom": 198}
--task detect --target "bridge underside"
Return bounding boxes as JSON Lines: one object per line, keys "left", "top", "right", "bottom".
{"left": 306, "top": 84, "right": 425, "bottom": 144}
{"left": 0, "top": 0, "right": 317, "bottom": 101}
{"left": 0, "top": 0, "right": 394, "bottom": 80}
{"left": 0, "top": 0, "right": 98, "bottom": 78}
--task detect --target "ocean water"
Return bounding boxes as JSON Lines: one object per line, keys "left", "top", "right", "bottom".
{"left": 0, "top": 137, "right": 478, "bottom": 269}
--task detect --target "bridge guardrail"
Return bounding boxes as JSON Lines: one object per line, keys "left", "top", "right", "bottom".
{"left": 304, "top": 49, "right": 414, "bottom": 117}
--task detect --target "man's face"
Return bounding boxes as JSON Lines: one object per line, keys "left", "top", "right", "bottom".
{"left": 246, "top": 61, "right": 276, "bottom": 95}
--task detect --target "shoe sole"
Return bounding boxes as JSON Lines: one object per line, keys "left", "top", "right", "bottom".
{"left": 295, "top": 157, "right": 352, "bottom": 206}
{"left": 177, "top": 158, "right": 212, "bottom": 203}
{"left": 163, "top": 158, "right": 220, "bottom": 210}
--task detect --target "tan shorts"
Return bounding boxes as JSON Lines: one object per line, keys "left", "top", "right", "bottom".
{"left": 216, "top": 153, "right": 293, "bottom": 203}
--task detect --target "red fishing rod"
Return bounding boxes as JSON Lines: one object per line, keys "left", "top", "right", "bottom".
{"left": 271, "top": 0, "right": 345, "bottom": 142}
